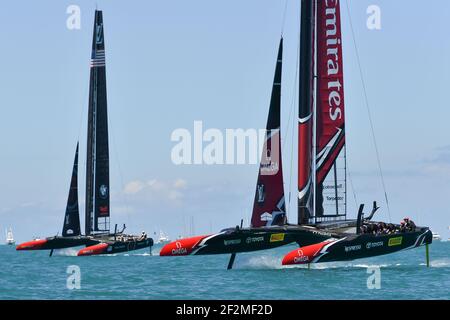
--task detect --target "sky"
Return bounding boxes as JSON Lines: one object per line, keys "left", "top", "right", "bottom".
{"left": 0, "top": 0, "right": 449, "bottom": 242}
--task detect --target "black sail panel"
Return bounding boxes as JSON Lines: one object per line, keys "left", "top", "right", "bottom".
{"left": 298, "top": 0, "right": 315, "bottom": 225}
{"left": 250, "top": 39, "right": 286, "bottom": 228}
{"left": 63, "top": 143, "right": 81, "bottom": 237}
{"left": 85, "top": 10, "right": 110, "bottom": 234}
{"left": 92, "top": 10, "right": 110, "bottom": 231}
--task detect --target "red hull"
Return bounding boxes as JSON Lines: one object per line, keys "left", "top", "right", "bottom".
{"left": 160, "top": 235, "right": 210, "bottom": 256}
{"left": 16, "top": 239, "right": 48, "bottom": 251}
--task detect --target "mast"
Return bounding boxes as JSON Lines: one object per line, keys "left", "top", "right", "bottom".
{"left": 250, "top": 38, "right": 286, "bottom": 228}
{"left": 85, "top": 10, "right": 110, "bottom": 235}
{"left": 63, "top": 143, "right": 81, "bottom": 237}
{"left": 298, "top": 0, "right": 315, "bottom": 225}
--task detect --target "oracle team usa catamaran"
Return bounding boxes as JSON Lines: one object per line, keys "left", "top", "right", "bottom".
{"left": 160, "top": 0, "right": 432, "bottom": 268}
{"left": 16, "top": 10, "right": 153, "bottom": 256}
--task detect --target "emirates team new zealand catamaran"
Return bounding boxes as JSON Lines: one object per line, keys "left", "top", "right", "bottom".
{"left": 16, "top": 10, "right": 153, "bottom": 256}
{"left": 160, "top": 0, "right": 432, "bottom": 268}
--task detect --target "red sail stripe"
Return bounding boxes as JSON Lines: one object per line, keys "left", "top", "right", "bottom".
{"left": 316, "top": 0, "right": 345, "bottom": 160}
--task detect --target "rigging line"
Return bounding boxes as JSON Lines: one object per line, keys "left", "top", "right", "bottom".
{"left": 282, "top": 29, "right": 300, "bottom": 150}
{"left": 280, "top": 0, "right": 289, "bottom": 36}
{"left": 345, "top": 0, "right": 391, "bottom": 222}
{"left": 285, "top": 35, "right": 300, "bottom": 221}
{"left": 108, "top": 110, "right": 132, "bottom": 229}
{"left": 347, "top": 169, "right": 358, "bottom": 209}
{"left": 76, "top": 69, "right": 90, "bottom": 143}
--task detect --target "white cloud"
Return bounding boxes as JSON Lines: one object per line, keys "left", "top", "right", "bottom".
{"left": 147, "top": 179, "right": 166, "bottom": 191}
{"left": 20, "top": 202, "right": 39, "bottom": 208}
{"left": 123, "top": 178, "right": 187, "bottom": 204}
{"left": 124, "top": 181, "right": 146, "bottom": 194}
{"left": 422, "top": 163, "right": 450, "bottom": 176}
{"left": 173, "top": 179, "right": 187, "bottom": 189}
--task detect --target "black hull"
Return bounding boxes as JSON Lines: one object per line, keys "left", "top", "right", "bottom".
{"left": 314, "top": 229, "right": 432, "bottom": 263}
{"left": 46, "top": 236, "right": 98, "bottom": 249}
{"left": 104, "top": 238, "right": 153, "bottom": 254}
{"left": 78, "top": 238, "right": 153, "bottom": 256}
{"left": 16, "top": 236, "right": 98, "bottom": 251}
{"left": 17, "top": 234, "right": 153, "bottom": 255}
{"left": 200, "top": 227, "right": 331, "bottom": 255}
{"left": 282, "top": 228, "right": 433, "bottom": 265}
{"left": 160, "top": 226, "right": 332, "bottom": 256}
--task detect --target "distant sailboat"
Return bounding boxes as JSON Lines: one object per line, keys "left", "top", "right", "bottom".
{"left": 16, "top": 10, "right": 153, "bottom": 256}
{"left": 432, "top": 232, "right": 441, "bottom": 241}
{"left": 5, "top": 228, "right": 14, "bottom": 245}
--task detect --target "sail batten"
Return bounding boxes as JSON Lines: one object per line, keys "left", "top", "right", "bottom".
{"left": 250, "top": 39, "right": 286, "bottom": 228}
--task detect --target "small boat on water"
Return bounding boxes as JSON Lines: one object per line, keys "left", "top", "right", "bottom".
{"left": 432, "top": 232, "right": 441, "bottom": 241}
{"left": 16, "top": 10, "right": 153, "bottom": 256}
{"left": 5, "top": 228, "right": 14, "bottom": 245}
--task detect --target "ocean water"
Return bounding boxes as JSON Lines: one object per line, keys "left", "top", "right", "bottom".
{"left": 0, "top": 241, "right": 449, "bottom": 300}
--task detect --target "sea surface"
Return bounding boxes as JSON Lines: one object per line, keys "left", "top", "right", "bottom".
{"left": 0, "top": 241, "right": 449, "bottom": 300}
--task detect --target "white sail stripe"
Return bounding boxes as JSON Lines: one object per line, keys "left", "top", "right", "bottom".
{"left": 298, "top": 178, "right": 311, "bottom": 200}
{"left": 298, "top": 114, "right": 312, "bottom": 124}
{"left": 316, "top": 128, "right": 342, "bottom": 169}
{"left": 276, "top": 196, "right": 285, "bottom": 211}
{"left": 312, "top": 238, "right": 344, "bottom": 263}
{"left": 265, "top": 129, "right": 280, "bottom": 141}
{"left": 403, "top": 230, "right": 429, "bottom": 250}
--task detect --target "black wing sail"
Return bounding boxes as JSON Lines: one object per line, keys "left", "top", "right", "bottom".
{"left": 62, "top": 143, "right": 81, "bottom": 237}
{"left": 250, "top": 39, "right": 286, "bottom": 228}
{"left": 85, "top": 10, "right": 110, "bottom": 235}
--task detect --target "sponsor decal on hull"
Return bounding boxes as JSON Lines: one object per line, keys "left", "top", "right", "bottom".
{"left": 246, "top": 236, "right": 265, "bottom": 244}
{"left": 270, "top": 233, "right": 285, "bottom": 243}
{"left": 172, "top": 242, "right": 188, "bottom": 255}
{"left": 293, "top": 249, "right": 310, "bottom": 264}
{"left": 224, "top": 239, "right": 241, "bottom": 246}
